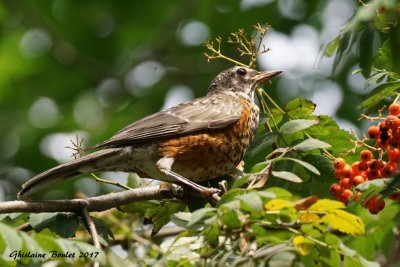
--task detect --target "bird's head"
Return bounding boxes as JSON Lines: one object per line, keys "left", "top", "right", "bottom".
{"left": 207, "top": 66, "right": 282, "bottom": 100}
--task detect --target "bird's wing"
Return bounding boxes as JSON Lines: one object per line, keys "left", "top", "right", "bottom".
{"left": 91, "top": 95, "right": 243, "bottom": 149}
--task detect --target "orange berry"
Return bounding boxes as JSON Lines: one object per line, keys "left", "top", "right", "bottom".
{"left": 333, "top": 158, "right": 346, "bottom": 170}
{"left": 341, "top": 178, "right": 352, "bottom": 189}
{"left": 341, "top": 165, "right": 353, "bottom": 178}
{"left": 330, "top": 183, "right": 343, "bottom": 197}
{"left": 360, "top": 150, "right": 373, "bottom": 162}
{"left": 368, "top": 125, "right": 380, "bottom": 139}
{"left": 358, "top": 161, "right": 368, "bottom": 171}
{"left": 352, "top": 175, "right": 366, "bottom": 185}
{"left": 386, "top": 115, "right": 400, "bottom": 130}
{"left": 340, "top": 189, "right": 353, "bottom": 204}
{"left": 389, "top": 103, "right": 400, "bottom": 116}
{"left": 388, "top": 148, "right": 400, "bottom": 161}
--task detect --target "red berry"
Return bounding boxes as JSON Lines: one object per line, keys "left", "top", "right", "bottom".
{"left": 368, "top": 159, "right": 381, "bottom": 171}
{"left": 360, "top": 150, "right": 373, "bottom": 162}
{"left": 376, "top": 139, "right": 389, "bottom": 149}
{"left": 340, "top": 189, "right": 353, "bottom": 204}
{"left": 388, "top": 148, "right": 400, "bottom": 161}
{"left": 341, "top": 165, "right": 353, "bottom": 178}
{"left": 369, "top": 199, "right": 385, "bottom": 214}
{"left": 341, "top": 178, "right": 352, "bottom": 189}
{"left": 386, "top": 115, "right": 400, "bottom": 129}
{"left": 351, "top": 161, "right": 362, "bottom": 174}
{"left": 352, "top": 175, "right": 366, "bottom": 185}
{"left": 353, "top": 192, "right": 362, "bottom": 201}
{"left": 382, "top": 164, "right": 396, "bottom": 177}
{"left": 368, "top": 125, "right": 380, "bottom": 139}
{"left": 389, "top": 103, "right": 400, "bottom": 116}
{"left": 364, "top": 195, "right": 378, "bottom": 208}
{"left": 333, "top": 158, "right": 346, "bottom": 170}
{"left": 330, "top": 183, "right": 343, "bottom": 197}
{"left": 358, "top": 161, "right": 368, "bottom": 171}
{"left": 389, "top": 192, "right": 400, "bottom": 201}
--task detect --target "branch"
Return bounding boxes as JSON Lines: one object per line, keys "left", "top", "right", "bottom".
{"left": 0, "top": 185, "right": 182, "bottom": 214}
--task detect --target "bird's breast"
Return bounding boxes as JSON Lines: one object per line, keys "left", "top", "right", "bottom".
{"left": 156, "top": 98, "right": 259, "bottom": 182}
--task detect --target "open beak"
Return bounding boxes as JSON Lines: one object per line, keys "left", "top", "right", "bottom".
{"left": 252, "top": 70, "right": 282, "bottom": 84}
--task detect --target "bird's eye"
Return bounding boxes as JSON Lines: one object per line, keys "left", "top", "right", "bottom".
{"left": 236, "top": 68, "right": 247, "bottom": 76}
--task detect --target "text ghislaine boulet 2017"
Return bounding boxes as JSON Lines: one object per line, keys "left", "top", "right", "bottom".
{"left": 9, "top": 250, "right": 100, "bottom": 260}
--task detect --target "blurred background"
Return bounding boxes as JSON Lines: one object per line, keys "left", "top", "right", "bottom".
{"left": 0, "top": 0, "right": 364, "bottom": 200}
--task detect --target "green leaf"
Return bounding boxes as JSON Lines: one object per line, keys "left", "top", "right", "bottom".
{"left": 0, "top": 222, "right": 23, "bottom": 258}
{"left": 272, "top": 171, "right": 303, "bottom": 183}
{"left": 277, "top": 157, "right": 320, "bottom": 175}
{"left": 29, "top": 213, "right": 79, "bottom": 238}
{"left": 358, "top": 81, "right": 400, "bottom": 111}
{"left": 324, "top": 36, "right": 341, "bottom": 57}
{"left": 237, "top": 192, "right": 263, "bottom": 213}
{"left": 119, "top": 200, "right": 159, "bottom": 214}
{"left": 285, "top": 98, "right": 316, "bottom": 118}
{"left": 170, "top": 212, "right": 192, "bottom": 228}
{"left": 188, "top": 208, "right": 217, "bottom": 228}
{"left": 150, "top": 201, "right": 187, "bottom": 234}
{"left": 292, "top": 138, "right": 331, "bottom": 152}
{"left": 247, "top": 132, "right": 278, "bottom": 157}
{"left": 279, "top": 119, "right": 319, "bottom": 134}
{"left": 220, "top": 209, "right": 241, "bottom": 229}
{"left": 359, "top": 28, "right": 375, "bottom": 77}
{"left": 204, "top": 224, "right": 220, "bottom": 247}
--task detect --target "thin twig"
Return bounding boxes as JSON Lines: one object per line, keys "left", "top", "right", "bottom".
{"left": 81, "top": 207, "right": 101, "bottom": 267}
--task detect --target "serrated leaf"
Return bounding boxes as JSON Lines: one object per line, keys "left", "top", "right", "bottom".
{"left": 299, "top": 213, "right": 320, "bottom": 223}
{"left": 279, "top": 119, "right": 319, "bottom": 134}
{"left": 264, "top": 199, "right": 293, "bottom": 211}
{"left": 205, "top": 224, "right": 220, "bottom": 247}
{"left": 237, "top": 192, "right": 263, "bottom": 212}
{"left": 247, "top": 132, "right": 278, "bottom": 157}
{"left": 293, "top": 138, "right": 331, "bottom": 152}
{"left": 150, "top": 201, "right": 186, "bottom": 234}
{"left": 323, "top": 210, "right": 365, "bottom": 235}
{"left": 29, "top": 213, "right": 78, "bottom": 238}
{"left": 170, "top": 212, "right": 192, "bottom": 228}
{"left": 188, "top": 208, "right": 216, "bottom": 228}
{"left": 272, "top": 171, "right": 303, "bottom": 183}
{"left": 278, "top": 157, "right": 320, "bottom": 175}
{"left": 220, "top": 209, "right": 241, "bottom": 229}
{"left": 307, "top": 199, "right": 345, "bottom": 212}
{"left": 285, "top": 98, "right": 316, "bottom": 118}
{"left": 358, "top": 81, "right": 400, "bottom": 111}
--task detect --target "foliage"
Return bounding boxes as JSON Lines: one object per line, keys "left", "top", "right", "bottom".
{"left": 1, "top": 1, "right": 400, "bottom": 266}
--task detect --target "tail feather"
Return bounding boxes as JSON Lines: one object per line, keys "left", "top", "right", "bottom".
{"left": 18, "top": 148, "right": 123, "bottom": 199}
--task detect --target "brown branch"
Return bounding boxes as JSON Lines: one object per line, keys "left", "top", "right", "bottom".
{"left": 81, "top": 207, "right": 101, "bottom": 267}
{"left": 0, "top": 185, "right": 181, "bottom": 214}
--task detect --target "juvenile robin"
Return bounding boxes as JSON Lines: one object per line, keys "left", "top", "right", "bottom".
{"left": 18, "top": 66, "right": 281, "bottom": 199}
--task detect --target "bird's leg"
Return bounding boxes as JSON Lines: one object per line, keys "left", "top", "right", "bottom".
{"left": 156, "top": 157, "right": 221, "bottom": 203}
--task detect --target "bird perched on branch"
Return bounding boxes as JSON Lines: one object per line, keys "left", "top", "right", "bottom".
{"left": 18, "top": 66, "right": 281, "bottom": 200}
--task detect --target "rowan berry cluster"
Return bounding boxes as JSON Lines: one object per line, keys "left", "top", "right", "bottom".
{"left": 329, "top": 103, "right": 400, "bottom": 214}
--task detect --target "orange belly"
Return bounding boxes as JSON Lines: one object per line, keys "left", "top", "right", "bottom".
{"left": 157, "top": 98, "right": 259, "bottom": 181}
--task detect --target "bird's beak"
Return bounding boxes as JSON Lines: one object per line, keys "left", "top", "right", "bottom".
{"left": 252, "top": 70, "right": 282, "bottom": 84}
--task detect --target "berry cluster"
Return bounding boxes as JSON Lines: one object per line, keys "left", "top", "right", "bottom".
{"left": 329, "top": 103, "right": 400, "bottom": 214}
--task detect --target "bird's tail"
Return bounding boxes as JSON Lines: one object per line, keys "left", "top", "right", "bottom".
{"left": 18, "top": 148, "right": 123, "bottom": 199}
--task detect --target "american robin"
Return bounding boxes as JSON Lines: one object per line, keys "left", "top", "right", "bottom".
{"left": 18, "top": 66, "right": 281, "bottom": 199}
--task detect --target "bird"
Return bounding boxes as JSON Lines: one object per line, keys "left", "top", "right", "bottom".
{"left": 18, "top": 66, "right": 281, "bottom": 200}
